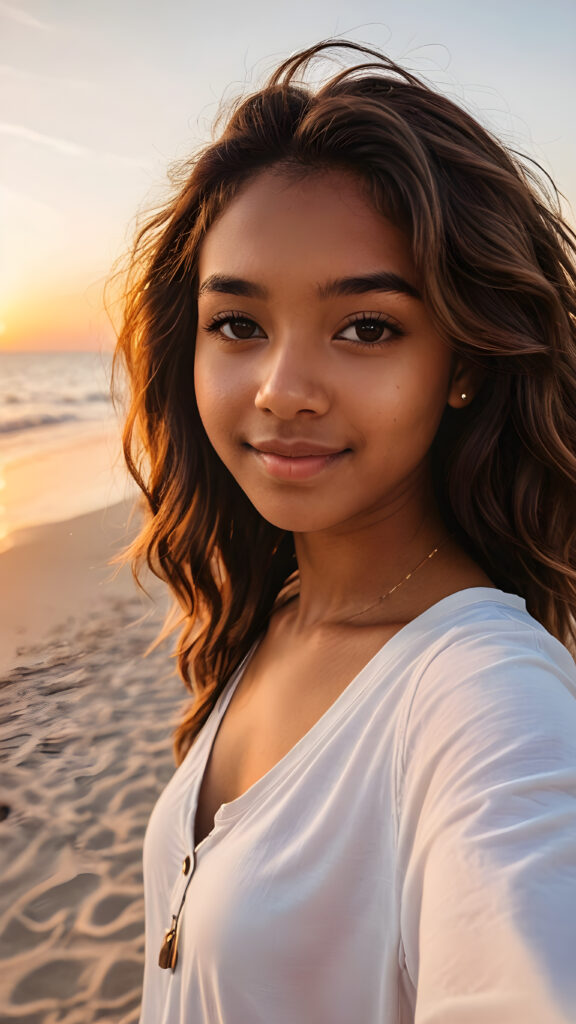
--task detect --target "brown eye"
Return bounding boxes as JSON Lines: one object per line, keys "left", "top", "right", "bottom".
{"left": 338, "top": 316, "right": 401, "bottom": 346}
{"left": 354, "top": 321, "right": 387, "bottom": 343}
{"left": 220, "top": 317, "right": 263, "bottom": 340}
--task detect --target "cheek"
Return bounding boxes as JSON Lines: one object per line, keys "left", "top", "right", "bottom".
{"left": 367, "top": 358, "right": 451, "bottom": 453}
{"left": 194, "top": 346, "right": 223, "bottom": 412}
{"left": 194, "top": 349, "right": 246, "bottom": 452}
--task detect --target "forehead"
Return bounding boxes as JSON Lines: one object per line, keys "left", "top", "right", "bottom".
{"left": 197, "top": 168, "right": 416, "bottom": 289}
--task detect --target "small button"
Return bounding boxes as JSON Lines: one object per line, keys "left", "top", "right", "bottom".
{"left": 182, "top": 855, "right": 191, "bottom": 875}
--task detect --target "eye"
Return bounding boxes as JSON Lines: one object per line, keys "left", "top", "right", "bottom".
{"left": 204, "top": 314, "right": 266, "bottom": 341}
{"left": 336, "top": 314, "right": 403, "bottom": 346}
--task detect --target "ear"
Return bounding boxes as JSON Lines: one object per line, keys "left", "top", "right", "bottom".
{"left": 446, "top": 356, "right": 484, "bottom": 410}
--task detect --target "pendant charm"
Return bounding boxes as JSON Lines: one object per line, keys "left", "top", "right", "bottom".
{"left": 158, "top": 917, "right": 179, "bottom": 970}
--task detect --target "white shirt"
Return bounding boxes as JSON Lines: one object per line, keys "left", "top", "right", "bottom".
{"left": 140, "top": 588, "right": 576, "bottom": 1023}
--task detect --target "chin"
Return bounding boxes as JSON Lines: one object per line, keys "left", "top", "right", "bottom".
{"left": 247, "top": 499, "right": 343, "bottom": 534}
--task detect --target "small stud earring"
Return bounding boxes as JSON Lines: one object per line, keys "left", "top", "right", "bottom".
{"left": 461, "top": 392, "right": 468, "bottom": 401}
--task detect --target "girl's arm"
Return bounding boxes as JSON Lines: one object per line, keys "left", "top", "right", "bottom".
{"left": 396, "top": 627, "right": 576, "bottom": 1024}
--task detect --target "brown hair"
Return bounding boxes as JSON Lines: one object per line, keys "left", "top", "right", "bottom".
{"left": 112, "top": 40, "right": 576, "bottom": 764}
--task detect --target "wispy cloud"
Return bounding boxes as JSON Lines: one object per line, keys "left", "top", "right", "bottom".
{"left": 0, "top": 62, "right": 95, "bottom": 91}
{"left": 0, "top": 122, "right": 150, "bottom": 168}
{"left": 0, "top": 1, "right": 52, "bottom": 31}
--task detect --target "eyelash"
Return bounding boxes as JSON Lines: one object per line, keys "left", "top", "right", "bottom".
{"left": 202, "top": 311, "right": 404, "bottom": 348}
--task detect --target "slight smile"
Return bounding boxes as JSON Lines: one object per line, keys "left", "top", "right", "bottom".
{"left": 245, "top": 441, "right": 350, "bottom": 481}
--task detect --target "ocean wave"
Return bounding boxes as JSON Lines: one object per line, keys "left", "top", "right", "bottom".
{"left": 0, "top": 412, "right": 80, "bottom": 434}
{"left": 61, "top": 391, "right": 111, "bottom": 404}
{"left": 2, "top": 391, "right": 111, "bottom": 406}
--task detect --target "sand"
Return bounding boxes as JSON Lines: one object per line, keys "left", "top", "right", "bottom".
{"left": 0, "top": 421, "right": 134, "bottom": 554}
{"left": 0, "top": 501, "right": 144, "bottom": 675}
{"left": 0, "top": 500, "right": 187, "bottom": 1023}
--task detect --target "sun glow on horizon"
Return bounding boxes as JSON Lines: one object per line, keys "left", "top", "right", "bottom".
{"left": 1, "top": 280, "right": 116, "bottom": 352}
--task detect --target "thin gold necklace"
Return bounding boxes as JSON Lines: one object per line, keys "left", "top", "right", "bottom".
{"left": 339, "top": 534, "right": 453, "bottom": 623}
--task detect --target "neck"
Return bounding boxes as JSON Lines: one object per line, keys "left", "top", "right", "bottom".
{"left": 289, "top": 495, "right": 452, "bottom": 631}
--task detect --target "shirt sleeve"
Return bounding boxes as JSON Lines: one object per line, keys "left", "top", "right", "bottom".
{"left": 395, "top": 625, "right": 576, "bottom": 1024}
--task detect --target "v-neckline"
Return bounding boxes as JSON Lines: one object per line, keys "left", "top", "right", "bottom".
{"left": 190, "top": 586, "right": 525, "bottom": 851}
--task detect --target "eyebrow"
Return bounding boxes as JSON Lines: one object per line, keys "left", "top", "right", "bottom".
{"left": 197, "top": 271, "right": 421, "bottom": 301}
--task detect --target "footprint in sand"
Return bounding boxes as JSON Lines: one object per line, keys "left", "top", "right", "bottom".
{"left": 11, "top": 956, "right": 89, "bottom": 1003}
{"left": 23, "top": 873, "right": 100, "bottom": 924}
{"left": 99, "top": 957, "right": 143, "bottom": 1001}
{"left": 0, "top": 914, "right": 54, "bottom": 957}
{"left": 83, "top": 826, "right": 115, "bottom": 851}
{"left": 92, "top": 893, "right": 134, "bottom": 927}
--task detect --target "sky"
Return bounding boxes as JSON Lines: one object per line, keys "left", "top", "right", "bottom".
{"left": 1, "top": 0, "right": 575, "bottom": 351}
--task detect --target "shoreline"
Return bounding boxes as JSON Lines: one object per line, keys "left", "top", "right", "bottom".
{"left": 0, "top": 419, "right": 134, "bottom": 554}
{"left": 0, "top": 499, "right": 166, "bottom": 677}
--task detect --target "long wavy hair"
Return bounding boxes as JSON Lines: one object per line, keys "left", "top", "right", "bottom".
{"left": 113, "top": 40, "right": 576, "bottom": 764}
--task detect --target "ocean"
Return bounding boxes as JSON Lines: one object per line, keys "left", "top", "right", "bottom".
{"left": 0, "top": 351, "right": 133, "bottom": 545}
{"left": 0, "top": 351, "right": 115, "bottom": 462}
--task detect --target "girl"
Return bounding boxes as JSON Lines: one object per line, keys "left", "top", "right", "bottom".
{"left": 115, "top": 40, "right": 576, "bottom": 1024}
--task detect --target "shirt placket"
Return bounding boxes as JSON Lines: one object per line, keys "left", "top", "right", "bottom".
{"left": 158, "top": 846, "right": 197, "bottom": 971}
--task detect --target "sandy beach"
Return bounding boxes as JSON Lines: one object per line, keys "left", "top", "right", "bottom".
{"left": 0, "top": 498, "right": 186, "bottom": 1023}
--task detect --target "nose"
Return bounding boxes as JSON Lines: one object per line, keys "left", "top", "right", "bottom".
{"left": 254, "top": 337, "right": 330, "bottom": 420}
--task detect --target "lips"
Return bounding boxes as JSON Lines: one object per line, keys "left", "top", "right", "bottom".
{"left": 248, "top": 439, "right": 346, "bottom": 458}
{"left": 246, "top": 439, "right": 349, "bottom": 481}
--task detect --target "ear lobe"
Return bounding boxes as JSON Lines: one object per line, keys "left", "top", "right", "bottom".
{"left": 447, "top": 358, "right": 484, "bottom": 409}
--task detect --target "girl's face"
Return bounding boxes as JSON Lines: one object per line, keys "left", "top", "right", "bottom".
{"left": 195, "top": 168, "right": 468, "bottom": 535}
